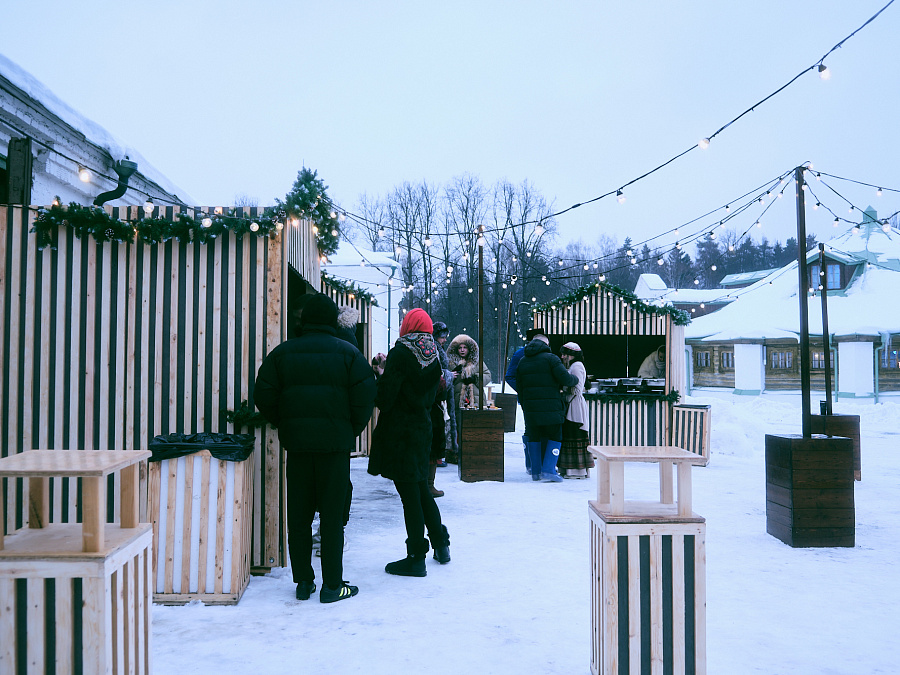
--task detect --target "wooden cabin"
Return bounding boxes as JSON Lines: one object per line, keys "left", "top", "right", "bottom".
{"left": 0, "top": 204, "right": 353, "bottom": 574}
{"left": 531, "top": 283, "right": 710, "bottom": 460}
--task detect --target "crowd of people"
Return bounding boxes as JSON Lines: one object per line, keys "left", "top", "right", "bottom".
{"left": 254, "top": 294, "right": 594, "bottom": 604}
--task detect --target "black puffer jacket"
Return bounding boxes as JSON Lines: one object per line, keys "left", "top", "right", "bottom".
{"left": 368, "top": 337, "right": 441, "bottom": 482}
{"left": 253, "top": 325, "right": 376, "bottom": 452}
{"left": 515, "top": 339, "right": 577, "bottom": 426}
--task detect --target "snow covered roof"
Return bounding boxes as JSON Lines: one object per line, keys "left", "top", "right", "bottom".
{"left": 686, "top": 210, "right": 900, "bottom": 342}
{"left": 0, "top": 53, "right": 194, "bottom": 204}
{"left": 634, "top": 273, "right": 734, "bottom": 305}
{"left": 719, "top": 269, "right": 779, "bottom": 287}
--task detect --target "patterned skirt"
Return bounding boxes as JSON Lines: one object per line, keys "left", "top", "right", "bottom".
{"left": 559, "top": 420, "right": 593, "bottom": 471}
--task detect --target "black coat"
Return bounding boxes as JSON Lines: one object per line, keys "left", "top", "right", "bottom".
{"left": 254, "top": 325, "right": 376, "bottom": 452}
{"left": 368, "top": 340, "right": 441, "bottom": 482}
{"left": 515, "top": 339, "right": 577, "bottom": 426}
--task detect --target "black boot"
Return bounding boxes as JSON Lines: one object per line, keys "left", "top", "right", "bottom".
{"left": 429, "top": 525, "right": 451, "bottom": 564}
{"left": 385, "top": 555, "right": 427, "bottom": 577}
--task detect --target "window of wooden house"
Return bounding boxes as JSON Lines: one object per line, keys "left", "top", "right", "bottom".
{"left": 809, "top": 262, "right": 842, "bottom": 290}
{"left": 882, "top": 346, "right": 899, "bottom": 369}
{"left": 721, "top": 351, "right": 734, "bottom": 369}
{"left": 811, "top": 351, "right": 834, "bottom": 369}
{"left": 770, "top": 350, "right": 792, "bottom": 369}
{"left": 695, "top": 351, "right": 710, "bottom": 368}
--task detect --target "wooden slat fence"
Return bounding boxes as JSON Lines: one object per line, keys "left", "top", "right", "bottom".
{"left": 1, "top": 204, "right": 321, "bottom": 570}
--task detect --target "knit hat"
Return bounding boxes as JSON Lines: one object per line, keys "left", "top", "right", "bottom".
{"left": 561, "top": 341, "right": 582, "bottom": 352}
{"left": 432, "top": 321, "right": 450, "bottom": 339}
{"left": 400, "top": 308, "right": 433, "bottom": 336}
{"left": 300, "top": 293, "right": 338, "bottom": 328}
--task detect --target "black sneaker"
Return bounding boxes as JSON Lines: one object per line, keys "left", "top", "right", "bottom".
{"left": 320, "top": 582, "right": 359, "bottom": 603}
{"left": 295, "top": 581, "right": 316, "bottom": 600}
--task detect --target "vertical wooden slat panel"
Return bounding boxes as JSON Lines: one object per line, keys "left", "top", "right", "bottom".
{"left": 55, "top": 577, "right": 73, "bottom": 674}
{"left": 672, "top": 534, "right": 686, "bottom": 675}
{"left": 83, "top": 239, "right": 97, "bottom": 450}
{"left": 0, "top": 577, "right": 14, "bottom": 669}
{"left": 210, "top": 238, "right": 222, "bottom": 431}
{"left": 25, "top": 578, "right": 43, "bottom": 674}
{"left": 197, "top": 452, "right": 211, "bottom": 594}
{"left": 694, "top": 533, "right": 707, "bottom": 675}
{"left": 98, "top": 243, "right": 112, "bottom": 452}
{"left": 214, "top": 458, "right": 227, "bottom": 594}
{"left": 627, "top": 534, "right": 641, "bottom": 672}
{"left": 38, "top": 245, "right": 52, "bottom": 451}
{"left": 22, "top": 215, "right": 37, "bottom": 455}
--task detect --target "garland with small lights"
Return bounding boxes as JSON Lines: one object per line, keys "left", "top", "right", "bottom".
{"left": 322, "top": 273, "right": 379, "bottom": 306}
{"left": 532, "top": 281, "right": 692, "bottom": 326}
{"left": 584, "top": 390, "right": 681, "bottom": 404}
{"left": 30, "top": 166, "right": 341, "bottom": 255}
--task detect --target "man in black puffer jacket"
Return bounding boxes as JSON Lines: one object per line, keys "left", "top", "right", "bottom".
{"left": 515, "top": 334, "right": 577, "bottom": 483}
{"left": 254, "top": 294, "right": 376, "bottom": 603}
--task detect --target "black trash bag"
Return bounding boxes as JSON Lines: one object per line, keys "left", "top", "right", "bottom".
{"left": 148, "top": 433, "right": 256, "bottom": 462}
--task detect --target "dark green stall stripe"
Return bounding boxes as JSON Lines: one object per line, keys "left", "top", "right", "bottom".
{"left": 685, "top": 534, "right": 696, "bottom": 675}
{"left": 617, "top": 535, "right": 629, "bottom": 675}
{"left": 640, "top": 535, "right": 651, "bottom": 675}
{"left": 663, "top": 535, "right": 674, "bottom": 675}
{"left": 45, "top": 578, "right": 56, "bottom": 673}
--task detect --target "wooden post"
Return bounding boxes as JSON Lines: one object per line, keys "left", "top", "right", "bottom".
{"left": 478, "top": 240, "right": 484, "bottom": 410}
{"left": 795, "top": 166, "right": 812, "bottom": 437}
{"left": 819, "top": 243, "right": 834, "bottom": 415}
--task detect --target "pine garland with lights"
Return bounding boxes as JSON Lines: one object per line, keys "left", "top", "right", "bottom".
{"left": 532, "top": 280, "right": 691, "bottom": 326}
{"left": 322, "top": 273, "right": 378, "bottom": 306}
{"left": 279, "top": 167, "right": 341, "bottom": 256}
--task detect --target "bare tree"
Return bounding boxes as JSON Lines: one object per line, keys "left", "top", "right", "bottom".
{"left": 354, "top": 192, "right": 388, "bottom": 251}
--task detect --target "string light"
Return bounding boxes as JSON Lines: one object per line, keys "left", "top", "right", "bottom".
{"left": 78, "top": 167, "right": 91, "bottom": 182}
{"left": 250, "top": 222, "right": 259, "bottom": 232}
{"left": 534, "top": 222, "right": 544, "bottom": 235}
{"left": 202, "top": 217, "right": 212, "bottom": 228}
{"left": 657, "top": 258, "right": 664, "bottom": 266}
{"left": 616, "top": 190, "right": 626, "bottom": 204}
{"left": 813, "top": 202, "right": 820, "bottom": 210}
{"left": 876, "top": 187, "right": 883, "bottom": 197}
{"left": 834, "top": 218, "right": 840, "bottom": 227}
{"left": 424, "top": 235, "right": 432, "bottom": 246}
{"left": 142, "top": 198, "right": 154, "bottom": 215}
{"left": 818, "top": 64, "right": 831, "bottom": 80}
{"left": 698, "top": 138, "right": 710, "bottom": 150}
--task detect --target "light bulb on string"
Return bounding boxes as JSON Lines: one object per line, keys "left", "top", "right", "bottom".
{"left": 876, "top": 188, "right": 883, "bottom": 197}
{"left": 756, "top": 220, "right": 762, "bottom": 229}
{"left": 143, "top": 199, "right": 154, "bottom": 215}
{"left": 424, "top": 235, "right": 432, "bottom": 246}
{"left": 813, "top": 202, "right": 820, "bottom": 210}
{"left": 657, "top": 258, "right": 664, "bottom": 266}
{"left": 250, "top": 222, "right": 259, "bottom": 232}
{"left": 626, "top": 249, "right": 633, "bottom": 256}
{"left": 698, "top": 138, "right": 710, "bottom": 150}
{"left": 477, "top": 235, "right": 486, "bottom": 247}
{"left": 630, "top": 257, "right": 637, "bottom": 265}
{"left": 616, "top": 190, "right": 625, "bottom": 204}
{"left": 724, "top": 204, "right": 730, "bottom": 214}
{"left": 377, "top": 227, "right": 385, "bottom": 238}
{"left": 693, "top": 279, "right": 700, "bottom": 285}
{"left": 834, "top": 218, "right": 840, "bottom": 227}
{"left": 202, "top": 217, "right": 213, "bottom": 228}
{"left": 711, "top": 265, "right": 717, "bottom": 271}
{"left": 534, "top": 222, "right": 544, "bottom": 236}
{"left": 78, "top": 166, "right": 91, "bottom": 182}
{"left": 818, "top": 64, "right": 831, "bottom": 80}
{"left": 558, "top": 260, "right": 564, "bottom": 266}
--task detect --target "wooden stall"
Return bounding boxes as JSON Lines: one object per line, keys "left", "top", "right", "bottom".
{"left": 0, "top": 205, "right": 321, "bottom": 575}
{"left": 588, "top": 446, "right": 707, "bottom": 675}
{"left": 0, "top": 450, "right": 152, "bottom": 674}
{"left": 457, "top": 408, "right": 505, "bottom": 482}
{"left": 531, "top": 284, "right": 710, "bottom": 459}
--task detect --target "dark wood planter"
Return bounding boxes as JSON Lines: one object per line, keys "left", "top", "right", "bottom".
{"left": 458, "top": 408, "right": 505, "bottom": 482}
{"left": 493, "top": 393, "right": 518, "bottom": 433}
{"left": 765, "top": 434, "right": 855, "bottom": 548}
{"left": 810, "top": 414, "right": 861, "bottom": 481}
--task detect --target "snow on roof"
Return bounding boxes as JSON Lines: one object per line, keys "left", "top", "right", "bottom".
{"left": 634, "top": 273, "right": 668, "bottom": 295}
{"left": 323, "top": 245, "right": 398, "bottom": 290}
{"left": 0, "top": 53, "right": 194, "bottom": 204}
{"left": 686, "top": 216, "right": 900, "bottom": 341}
{"left": 719, "top": 269, "right": 779, "bottom": 286}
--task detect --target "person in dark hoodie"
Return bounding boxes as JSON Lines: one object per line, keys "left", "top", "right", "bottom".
{"left": 515, "top": 333, "right": 577, "bottom": 482}
{"left": 254, "top": 294, "right": 376, "bottom": 603}
{"left": 504, "top": 327, "right": 546, "bottom": 474}
{"left": 368, "top": 308, "right": 451, "bottom": 577}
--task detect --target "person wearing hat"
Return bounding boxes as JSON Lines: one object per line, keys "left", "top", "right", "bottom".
{"left": 558, "top": 342, "right": 594, "bottom": 478}
{"left": 431, "top": 321, "right": 456, "bottom": 474}
{"left": 254, "top": 293, "right": 376, "bottom": 603}
{"left": 504, "top": 327, "right": 546, "bottom": 473}
{"left": 515, "top": 332, "right": 578, "bottom": 482}
{"left": 368, "top": 308, "right": 451, "bottom": 577}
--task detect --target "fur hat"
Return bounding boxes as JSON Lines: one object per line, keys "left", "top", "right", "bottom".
{"left": 300, "top": 293, "right": 338, "bottom": 328}
{"left": 337, "top": 306, "right": 360, "bottom": 329}
{"left": 432, "top": 321, "right": 450, "bottom": 339}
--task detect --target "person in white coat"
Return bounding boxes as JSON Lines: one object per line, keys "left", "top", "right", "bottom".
{"left": 558, "top": 342, "right": 594, "bottom": 478}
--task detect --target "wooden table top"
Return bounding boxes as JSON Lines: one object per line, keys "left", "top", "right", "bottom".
{"left": 588, "top": 445, "right": 707, "bottom": 464}
{"left": 0, "top": 450, "right": 151, "bottom": 477}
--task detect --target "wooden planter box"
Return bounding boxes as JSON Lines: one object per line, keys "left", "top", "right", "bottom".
{"left": 458, "top": 408, "right": 505, "bottom": 482}
{"left": 810, "top": 414, "right": 861, "bottom": 481}
{"left": 765, "top": 434, "right": 855, "bottom": 548}
{"left": 589, "top": 504, "right": 706, "bottom": 675}
{"left": 148, "top": 450, "right": 255, "bottom": 604}
{"left": 493, "top": 393, "right": 518, "bottom": 433}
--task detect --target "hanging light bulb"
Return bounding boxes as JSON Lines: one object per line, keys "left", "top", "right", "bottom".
{"left": 675, "top": 242, "right": 681, "bottom": 250}
{"left": 250, "top": 222, "right": 259, "bottom": 232}
{"left": 728, "top": 244, "right": 735, "bottom": 252}
{"left": 755, "top": 220, "right": 762, "bottom": 228}
{"left": 477, "top": 235, "right": 486, "bottom": 246}
{"left": 698, "top": 138, "right": 710, "bottom": 150}
{"left": 876, "top": 187, "right": 883, "bottom": 197}
{"left": 52, "top": 196, "right": 61, "bottom": 207}
{"left": 545, "top": 280, "right": 551, "bottom": 286}
{"left": 378, "top": 226, "right": 385, "bottom": 238}
{"left": 818, "top": 64, "right": 831, "bottom": 80}
{"left": 724, "top": 204, "right": 730, "bottom": 213}
{"left": 882, "top": 223, "right": 891, "bottom": 233}
{"left": 616, "top": 190, "right": 625, "bottom": 204}
{"left": 583, "top": 264, "right": 589, "bottom": 270}
{"left": 541, "top": 275, "right": 547, "bottom": 281}
{"left": 711, "top": 265, "right": 717, "bottom": 271}
{"left": 626, "top": 249, "right": 633, "bottom": 256}
{"left": 447, "top": 265, "right": 453, "bottom": 273}
{"left": 630, "top": 257, "right": 637, "bottom": 265}
{"left": 693, "top": 278, "right": 700, "bottom": 285}
{"left": 275, "top": 221, "right": 284, "bottom": 231}
{"left": 468, "top": 288, "right": 473, "bottom": 293}
{"left": 142, "top": 198, "right": 154, "bottom": 215}
{"left": 558, "top": 260, "right": 564, "bottom": 266}
{"left": 331, "top": 229, "right": 338, "bottom": 236}
{"left": 312, "top": 226, "right": 319, "bottom": 234}
{"left": 657, "top": 258, "right": 664, "bottom": 266}
{"left": 534, "top": 222, "right": 544, "bottom": 236}
{"left": 674, "top": 228, "right": 680, "bottom": 236}
{"left": 395, "top": 246, "right": 402, "bottom": 255}
{"left": 78, "top": 166, "right": 91, "bottom": 182}
{"left": 599, "top": 274, "right": 606, "bottom": 282}
{"left": 531, "top": 297, "right": 536, "bottom": 302}
{"left": 202, "top": 217, "right": 213, "bottom": 228}
{"left": 424, "top": 235, "right": 432, "bottom": 246}
{"left": 813, "top": 202, "right": 820, "bottom": 210}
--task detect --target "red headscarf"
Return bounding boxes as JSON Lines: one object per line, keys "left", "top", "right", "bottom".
{"left": 399, "top": 308, "right": 433, "bottom": 336}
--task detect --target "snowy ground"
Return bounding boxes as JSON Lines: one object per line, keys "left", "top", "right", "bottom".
{"left": 152, "top": 394, "right": 900, "bottom": 674}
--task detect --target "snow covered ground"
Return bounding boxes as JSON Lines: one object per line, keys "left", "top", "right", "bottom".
{"left": 152, "top": 394, "right": 900, "bottom": 674}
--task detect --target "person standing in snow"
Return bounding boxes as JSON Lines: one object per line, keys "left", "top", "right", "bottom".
{"left": 558, "top": 342, "right": 594, "bottom": 478}
{"left": 368, "top": 308, "right": 451, "bottom": 577}
{"left": 515, "top": 333, "right": 577, "bottom": 482}
{"left": 254, "top": 294, "right": 376, "bottom": 603}
{"left": 504, "top": 327, "right": 545, "bottom": 474}
{"left": 432, "top": 321, "right": 458, "bottom": 465}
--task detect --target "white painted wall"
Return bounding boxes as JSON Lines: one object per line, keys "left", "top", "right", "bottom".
{"left": 734, "top": 343, "right": 765, "bottom": 393}
{"left": 837, "top": 342, "right": 875, "bottom": 397}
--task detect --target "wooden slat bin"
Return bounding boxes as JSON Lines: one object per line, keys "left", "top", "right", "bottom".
{"left": 810, "top": 414, "right": 861, "bottom": 481}
{"left": 589, "top": 505, "right": 706, "bottom": 675}
{"left": 148, "top": 449, "right": 255, "bottom": 604}
{"left": 765, "top": 434, "right": 855, "bottom": 548}
{"left": 458, "top": 408, "right": 505, "bottom": 482}
{"left": 493, "top": 393, "right": 518, "bottom": 433}
{"left": 671, "top": 404, "right": 712, "bottom": 465}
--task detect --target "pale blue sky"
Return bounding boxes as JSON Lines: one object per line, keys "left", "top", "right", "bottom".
{"left": 3, "top": 0, "right": 898, "bottom": 250}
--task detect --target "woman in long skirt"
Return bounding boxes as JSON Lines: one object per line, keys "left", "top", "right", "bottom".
{"left": 559, "top": 342, "right": 594, "bottom": 478}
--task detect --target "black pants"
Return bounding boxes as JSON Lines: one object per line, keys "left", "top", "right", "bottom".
{"left": 393, "top": 480, "right": 445, "bottom": 555}
{"left": 286, "top": 452, "right": 350, "bottom": 589}
{"left": 523, "top": 420, "right": 562, "bottom": 460}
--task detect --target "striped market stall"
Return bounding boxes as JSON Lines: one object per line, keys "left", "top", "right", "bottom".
{"left": 0, "top": 204, "right": 321, "bottom": 575}
{"left": 531, "top": 283, "right": 710, "bottom": 462}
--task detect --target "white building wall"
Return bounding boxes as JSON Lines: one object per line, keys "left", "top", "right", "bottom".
{"left": 733, "top": 344, "right": 764, "bottom": 394}
{"left": 837, "top": 342, "right": 875, "bottom": 398}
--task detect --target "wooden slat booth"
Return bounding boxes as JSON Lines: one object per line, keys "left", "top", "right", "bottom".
{"left": 322, "top": 281, "right": 375, "bottom": 457}
{"left": 531, "top": 286, "right": 711, "bottom": 463}
{"left": 0, "top": 204, "right": 322, "bottom": 578}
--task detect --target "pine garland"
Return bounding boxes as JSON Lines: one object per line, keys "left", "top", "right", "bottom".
{"left": 322, "top": 273, "right": 378, "bottom": 306}
{"left": 31, "top": 166, "right": 342, "bottom": 255}
{"left": 221, "top": 401, "right": 270, "bottom": 430}
{"left": 532, "top": 280, "right": 691, "bottom": 326}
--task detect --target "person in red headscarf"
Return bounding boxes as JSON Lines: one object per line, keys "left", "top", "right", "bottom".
{"left": 368, "top": 308, "right": 451, "bottom": 577}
